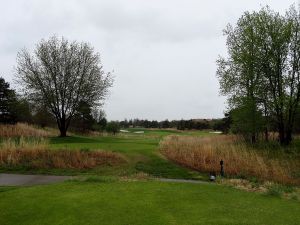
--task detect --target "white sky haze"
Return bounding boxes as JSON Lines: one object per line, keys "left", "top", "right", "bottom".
{"left": 0, "top": 0, "right": 297, "bottom": 120}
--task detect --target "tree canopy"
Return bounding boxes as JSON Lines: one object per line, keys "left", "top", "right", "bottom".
{"left": 217, "top": 5, "right": 300, "bottom": 145}
{"left": 0, "top": 77, "right": 17, "bottom": 123}
{"left": 16, "top": 36, "right": 113, "bottom": 136}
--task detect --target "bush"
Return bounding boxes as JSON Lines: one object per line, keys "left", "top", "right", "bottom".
{"left": 106, "top": 121, "right": 120, "bottom": 135}
{"left": 266, "top": 184, "right": 294, "bottom": 197}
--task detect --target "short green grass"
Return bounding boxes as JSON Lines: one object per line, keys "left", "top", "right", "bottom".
{"left": 0, "top": 180, "right": 299, "bottom": 225}
{"left": 47, "top": 130, "right": 208, "bottom": 179}
{"left": 125, "top": 128, "right": 215, "bottom": 137}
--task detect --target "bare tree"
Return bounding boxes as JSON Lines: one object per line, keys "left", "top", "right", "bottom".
{"left": 16, "top": 36, "right": 113, "bottom": 137}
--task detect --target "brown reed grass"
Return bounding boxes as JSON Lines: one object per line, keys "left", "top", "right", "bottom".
{"left": 1, "top": 137, "right": 48, "bottom": 151}
{"left": 0, "top": 123, "right": 50, "bottom": 137}
{"left": 0, "top": 138, "right": 124, "bottom": 169}
{"left": 0, "top": 149, "right": 124, "bottom": 169}
{"left": 160, "top": 135, "right": 300, "bottom": 185}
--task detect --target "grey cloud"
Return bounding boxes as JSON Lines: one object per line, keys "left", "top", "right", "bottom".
{"left": 0, "top": 0, "right": 297, "bottom": 120}
{"left": 86, "top": 1, "right": 223, "bottom": 42}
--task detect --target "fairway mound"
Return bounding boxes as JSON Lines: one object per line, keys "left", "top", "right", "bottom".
{"left": 0, "top": 149, "right": 125, "bottom": 170}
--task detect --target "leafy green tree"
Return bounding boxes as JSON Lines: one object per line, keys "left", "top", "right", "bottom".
{"left": 294, "top": 106, "right": 300, "bottom": 133}
{"left": 161, "top": 120, "right": 170, "bottom": 128}
{"left": 231, "top": 99, "right": 264, "bottom": 142}
{"left": 217, "top": 11, "right": 265, "bottom": 143}
{"left": 177, "top": 119, "right": 185, "bottom": 130}
{"left": 13, "top": 97, "right": 33, "bottom": 123}
{"left": 212, "top": 115, "right": 232, "bottom": 134}
{"left": 97, "top": 117, "right": 107, "bottom": 131}
{"left": 71, "top": 101, "right": 96, "bottom": 132}
{"left": 0, "top": 77, "right": 34, "bottom": 124}
{"left": 92, "top": 109, "right": 107, "bottom": 131}
{"left": 217, "top": 6, "right": 300, "bottom": 145}
{"left": 106, "top": 121, "right": 120, "bottom": 135}
{"left": 33, "top": 104, "right": 55, "bottom": 128}
{"left": 0, "top": 77, "right": 18, "bottom": 123}
{"left": 257, "top": 7, "right": 300, "bottom": 144}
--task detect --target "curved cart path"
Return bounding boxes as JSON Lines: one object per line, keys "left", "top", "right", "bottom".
{"left": 0, "top": 173, "right": 211, "bottom": 186}
{"left": 0, "top": 173, "right": 71, "bottom": 186}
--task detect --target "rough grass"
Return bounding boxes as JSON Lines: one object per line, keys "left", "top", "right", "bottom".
{"left": 0, "top": 123, "right": 50, "bottom": 137}
{"left": 160, "top": 135, "right": 300, "bottom": 185}
{"left": 0, "top": 149, "right": 124, "bottom": 169}
{"left": 0, "top": 131, "right": 205, "bottom": 179}
{"left": 49, "top": 135, "right": 203, "bottom": 179}
{"left": 0, "top": 137, "right": 48, "bottom": 151}
{"left": 0, "top": 138, "right": 124, "bottom": 169}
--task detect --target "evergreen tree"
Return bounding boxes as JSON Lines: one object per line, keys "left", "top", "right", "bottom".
{"left": 0, "top": 77, "right": 17, "bottom": 123}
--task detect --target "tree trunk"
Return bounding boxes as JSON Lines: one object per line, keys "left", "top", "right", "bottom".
{"left": 58, "top": 118, "right": 67, "bottom": 137}
{"left": 59, "top": 127, "right": 67, "bottom": 137}
{"left": 278, "top": 123, "right": 286, "bottom": 145}
{"left": 251, "top": 134, "right": 256, "bottom": 144}
{"left": 285, "top": 128, "right": 292, "bottom": 145}
{"left": 264, "top": 128, "right": 269, "bottom": 142}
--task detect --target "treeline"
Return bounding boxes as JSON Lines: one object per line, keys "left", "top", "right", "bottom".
{"left": 217, "top": 6, "right": 300, "bottom": 145}
{"left": 0, "top": 77, "right": 108, "bottom": 132}
{"left": 1, "top": 77, "right": 229, "bottom": 133}
{"left": 0, "top": 77, "right": 32, "bottom": 124}
{"left": 118, "top": 118, "right": 229, "bottom": 131}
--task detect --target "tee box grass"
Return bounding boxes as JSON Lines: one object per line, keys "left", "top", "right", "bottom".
{"left": 1, "top": 180, "right": 299, "bottom": 225}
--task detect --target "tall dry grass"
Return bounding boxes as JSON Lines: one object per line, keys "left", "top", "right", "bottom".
{"left": 1, "top": 137, "right": 48, "bottom": 151}
{"left": 160, "top": 135, "right": 300, "bottom": 185}
{"left": 0, "top": 123, "right": 50, "bottom": 137}
{"left": 0, "top": 149, "right": 124, "bottom": 169}
{"left": 0, "top": 138, "right": 124, "bottom": 169}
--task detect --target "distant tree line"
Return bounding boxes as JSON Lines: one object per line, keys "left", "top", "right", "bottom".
{"left": 217, "top": 5, "right": 300, "bottom": 145}
{"left": 118, "top": 118, "right": 229, "bottom": 131}
{"left": 0, "top": 77, "right": 33, "bottom": 124}
{"left": 1, "top": 78, "right": 229, "bottom": 134}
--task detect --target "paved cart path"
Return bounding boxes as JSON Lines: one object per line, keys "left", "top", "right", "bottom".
{"left": 0, "top": 173, "right": 212, "bottom": 186}
{"left": 0, "top": 173, "right": 72, "bottom": 186}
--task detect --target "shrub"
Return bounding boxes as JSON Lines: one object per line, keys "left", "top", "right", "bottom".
{"left": 106, "top": 121, "right": 120, "bottom": 135}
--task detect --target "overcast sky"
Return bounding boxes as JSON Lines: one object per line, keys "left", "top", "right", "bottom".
{"left": 0, "top": 0, "right": 297, "bottom": 120}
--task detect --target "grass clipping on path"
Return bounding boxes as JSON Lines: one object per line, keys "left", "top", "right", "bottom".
{"left": 0, "top": 138, "right": 124, "bottom": 170}
{"left": 160, "top": 135, "right": 299, "bottom": 185}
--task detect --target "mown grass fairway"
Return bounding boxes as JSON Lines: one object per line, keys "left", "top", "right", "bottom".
{"left": 47, "top": 130, "right": 209, "bottom": 179}
{"left": 1, "top": 180, "right": 300, "bottom": 225}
